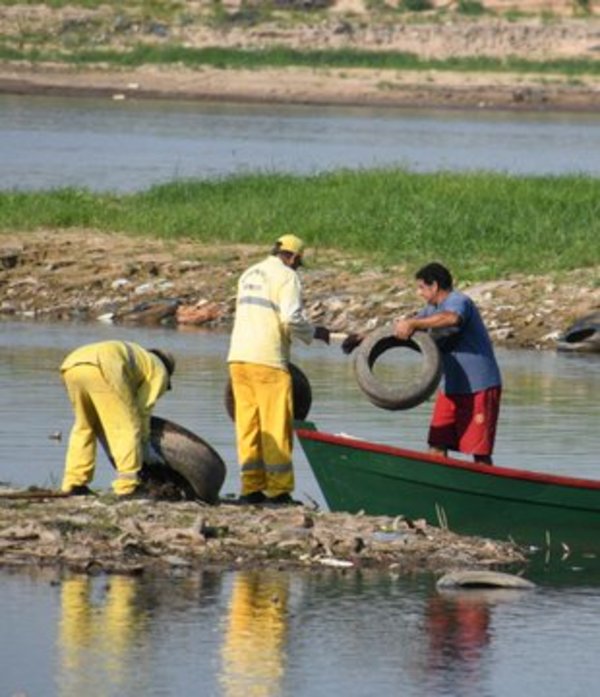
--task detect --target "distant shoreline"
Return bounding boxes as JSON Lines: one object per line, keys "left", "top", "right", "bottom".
{"left": 1, "top": 63, "right": 600, "bottom": 114}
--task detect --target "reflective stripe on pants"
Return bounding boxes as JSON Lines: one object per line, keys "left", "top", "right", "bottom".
{"left": 229, "top": 362, "right": 294, "bottom": 497}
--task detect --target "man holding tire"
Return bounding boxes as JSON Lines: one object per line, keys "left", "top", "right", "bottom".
{"left": 394, "top": 262, "right": 502, "bottom": 465}
{"left": 227, "top": 234, "right": 330, "bottom": 506}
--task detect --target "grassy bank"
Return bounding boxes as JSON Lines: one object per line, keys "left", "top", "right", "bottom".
{"left": 1, "top": 169, "right": 599, "bottom": 280}
{"left": 1, "top": 44, "right": 600, "bottom": 77}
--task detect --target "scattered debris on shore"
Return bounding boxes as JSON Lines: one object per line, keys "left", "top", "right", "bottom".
{"left": 1, "top": 231, "right": 599, "bottom": 350}
{"left": 0, "top": 489, "right": 526, "bottom": 577}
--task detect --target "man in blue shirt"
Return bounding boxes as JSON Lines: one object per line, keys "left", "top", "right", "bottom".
{"left": 394, "top": 262, "right": 502, "bottom": 465}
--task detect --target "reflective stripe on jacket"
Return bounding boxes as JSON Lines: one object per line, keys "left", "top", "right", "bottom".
{"left": 227, "top": 255, "right": 314, "bottom": 369}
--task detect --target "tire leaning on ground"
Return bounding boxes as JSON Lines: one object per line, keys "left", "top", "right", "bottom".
{"left": 224, "top": 362, "right": 312, "bottom": 421}
{"left": 147, "top": 416, "right": 226, "bottom": 504}
{"left": 353, "top": 326, "right": 442, "bottom": 411}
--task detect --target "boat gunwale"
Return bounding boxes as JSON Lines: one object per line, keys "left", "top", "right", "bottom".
{"left": 296, "top": 426, "right": 600, "bottom": 492}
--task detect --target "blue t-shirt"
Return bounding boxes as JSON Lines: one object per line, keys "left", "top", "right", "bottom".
{"left": 419, "top": 290, "right": 501, "bottom": 395}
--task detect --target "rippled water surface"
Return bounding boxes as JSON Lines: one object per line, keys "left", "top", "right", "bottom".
{"left": 2, "top": 95, "right": 600, "bottom": 191}
{"left": 1, "top": 321, "right": 599, "bottom": 697}
{"left": 2, "top": 566, "right": 600, "bottom": 697}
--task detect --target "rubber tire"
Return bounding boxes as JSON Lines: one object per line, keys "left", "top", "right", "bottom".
{"left": 147, "top": 416, "right": 226, "bottom": 504}
{"left": 353, "top": 326, "right": 442, "bottom": 411}
{"left": 224, "top": 362, "right": 312, "bottom": 421}
{"left": 559, "top": 310, "right": 600, "bottom": 349}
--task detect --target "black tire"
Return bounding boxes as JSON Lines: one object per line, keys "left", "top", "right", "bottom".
{"left": 558, "top": 310, "right": 600, "bottom": 351}
{"left": 353, "top": 326, "right": 442, "bottom": 411}
{"left": 224, "top": 363, "right": 312, "bottom": 421}
{"left": 147, "top": 417, "right": 226, "bottom": 504}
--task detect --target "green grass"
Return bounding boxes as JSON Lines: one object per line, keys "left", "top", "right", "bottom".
{"left": 1, "top": 42, "right": 600, "bottom": 77}
{"left": 1, "top": 169, "right": 599, "bottom": 280}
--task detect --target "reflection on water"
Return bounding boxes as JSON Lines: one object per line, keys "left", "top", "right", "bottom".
{"left": 58, "top": 576, "right": 148, "bottom": 697}
{"left": 2, "top": 566, "right": 600, "bottom": 697}
{"left": 2, "top": 95, "right": 600, "bottom": 191}
{"left": 423, "top": 591, "right": 493, "bottom": 697}
{"left": 2, "top": 320, "right": 597, "bottom": 696}
{"left": 220, "top": 571, "right": 289, "bottom": 697}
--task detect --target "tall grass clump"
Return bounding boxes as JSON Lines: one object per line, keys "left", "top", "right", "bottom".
{"left": 1, "top": 169, "right": 598, "bottom": 280}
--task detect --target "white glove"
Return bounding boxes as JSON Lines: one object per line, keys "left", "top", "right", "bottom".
{"left": 144, "top": 441, "right": 165, "bottom": 466}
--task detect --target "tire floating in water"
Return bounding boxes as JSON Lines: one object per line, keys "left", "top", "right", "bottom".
{"left": 436, "top": 570, "right": 536, "bottom": 590}
{"left": 353, "top": 326, "right": 442, "bottom": 411}
{"left": 556, "top": 311, "right": 600, "bottom": 353}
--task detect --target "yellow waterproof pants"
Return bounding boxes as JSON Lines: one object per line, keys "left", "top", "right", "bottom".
{"left": 61, "top": 364, "right": 142, "bottom": 495}
{"left": 229, "top": 362, "right": 294, "bottom": 497}
{"left": 220, "top": 571, "right": 288, "bottom": 697}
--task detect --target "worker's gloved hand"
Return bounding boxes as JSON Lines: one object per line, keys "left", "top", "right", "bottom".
{"left": 314, "top": 326, "right": 331, "bottom": 344}
{"left": 341, "top": 333, "right": 364, "bottom": 355}
{"left": 143, "top": 441, "right": 165, "bottom": 466}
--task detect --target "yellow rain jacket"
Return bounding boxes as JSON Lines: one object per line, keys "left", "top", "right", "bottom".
{"left": 61, "top": 341, "right": 169, "bottom": 442}
{"left": 227, "top": 255, "right": 315, "bottom": 368}
{"left": 61, "top": 341, "right": 169, "bottom": 494}
{"left": 227, "top": 255, "right": 315, "bottom": 497}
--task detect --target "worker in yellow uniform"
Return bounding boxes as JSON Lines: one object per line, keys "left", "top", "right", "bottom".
{"left": 227, "top": 234, "right": 330, "bottom": 506}
{"left": 60, "top": 340, "right": 175, "bottom": 498}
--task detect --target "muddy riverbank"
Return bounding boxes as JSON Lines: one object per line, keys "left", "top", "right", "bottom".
{"left": 1, "top": 4, "right": 600, "bottom": 112}
{"left": 1, "top": 230, "right": 599, "bottom": 350}
{"left": 0, "top": 488, "right": 526, "bottom": 576}
{"left": 2, "top": 61, "right": 600, "bottom": 113}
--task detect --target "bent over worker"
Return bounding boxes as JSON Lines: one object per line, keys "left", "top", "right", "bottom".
{"left": 60, "top": 340, "right": 175, "bottom": 497}
{"left": 227, "top": 234, "right": 330, "bottom": 506}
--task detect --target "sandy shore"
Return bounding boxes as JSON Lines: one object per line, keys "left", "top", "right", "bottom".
{"left": 1, "top": 60, "right": 600, "bottom": 113}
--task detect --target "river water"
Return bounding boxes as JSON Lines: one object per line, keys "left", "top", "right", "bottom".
{"left": 2, "top": 95, "right": 600, "bottom": 191}
{"left": 2, "top": 95, "right": 600, "bottom": 695}
{"left": 1, "top": 320, "right": 600, "bottom": 697}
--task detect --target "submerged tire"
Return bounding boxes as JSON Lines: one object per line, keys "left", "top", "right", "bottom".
{"left": 147, "top": 417, "right": 226, "bottom": 504}
{"left": 224, "top": 362, "right": 312, "bottom": 421}
{"left": 354, "top": 326, "right": 442, "bottom": 411}
{"left": 557, "top": 310, "right": 600, "bottom": 353}
{"left": 436, "top": 570, "right": 536, "bottom": 590}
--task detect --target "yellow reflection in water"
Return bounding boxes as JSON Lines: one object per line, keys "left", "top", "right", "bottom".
{"left": 58, "top": 575, "right": 145, "bottom": 697}
{"left": 220, "top": 570, "right": 289, "bottom": 697}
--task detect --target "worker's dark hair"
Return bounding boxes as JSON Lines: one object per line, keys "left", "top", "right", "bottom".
{"left": 270, "top": 241, "right": 295, "bottom": 260}
{"left": 415, "top": 262, "right": 453, "bottom": 291}
{"left": 148, "top": 349, "right": 176, "bottom": 378}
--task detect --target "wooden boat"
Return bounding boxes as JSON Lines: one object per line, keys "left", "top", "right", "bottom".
{"left": 296, "top": 421, "right": 600, "bottom": 556}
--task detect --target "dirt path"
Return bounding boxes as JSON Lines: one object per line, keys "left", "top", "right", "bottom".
{"left": 1, "top": 230, "right": 599, "bottom": 350}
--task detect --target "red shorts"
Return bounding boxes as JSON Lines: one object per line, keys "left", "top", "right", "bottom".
{"left": 428, "top": 386, "right": 501, "bottom": 457}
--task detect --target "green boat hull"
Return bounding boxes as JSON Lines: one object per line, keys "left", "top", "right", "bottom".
{"left": 297, "top": 423, "right": 600, "bottom": 556}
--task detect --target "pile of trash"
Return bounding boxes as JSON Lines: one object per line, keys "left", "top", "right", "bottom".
{"left": 0, "top": 490, "right": 526, "bottom": 576}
